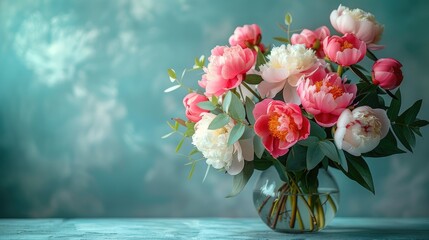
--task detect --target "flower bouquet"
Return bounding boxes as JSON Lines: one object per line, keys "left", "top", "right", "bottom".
{"left": 164, "top": 5, "right": 427, "bottom": 232}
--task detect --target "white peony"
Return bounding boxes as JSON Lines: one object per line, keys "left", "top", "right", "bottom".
{"left": 330, "top": 5, "right": 384, "bottom": 50}
{"left": 192, "top": 113, "right": 253, "bottom": 175}
{"left": 334, "top": 106, "right": 389, "bottom": 156}
{"left": 258, "top": 44, "right": 317, "bottom": 104}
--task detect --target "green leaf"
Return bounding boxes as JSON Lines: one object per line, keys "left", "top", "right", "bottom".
{"left": 319, "top": 140, "right": 340, "bottom": 164}
{"left": 244, "top": 74, "right": 263, "bottom": 85}
{"left": 253, "top": 136, "right": 264, "bottom": 159}
{"left": 226, "top": 161, "right": 254, "bottom": 198}
{"left": 397, "top": 100, "right": 422, "bottom": 124}
{"left": 255, "top": 48, "right": 266, "bottom": 71}
{"left": 392, "top": 124, "right": 414, "bottom": 152}
{"left": 363, "top": 130, "right": 406, "bottom": 157}
{"left": 298, "top": 136, "right": 319, "bottom": 147}
{"left": 306, "top": 143, "right": 325, "bottom": 170}
{"left": 164, "top": 85, "right": 181, "bottom": 93}
{"left": 161, "top": 132, "right": 174, "bottom": 139}
{"left": 344, "top": 154, "right": 375, "bottom": 194}
{"left": 175, "top": 137, "right": 185, "bottom": 153}
{"left": 208, "top": 113, "right": 230, "bottom": 130}
{"left": 197, "top": 101, "right": 216, "bottom": 111}
{"left": 167, "top": 68, "right": 176, "bottom": 81}
{"left": 350, "top": 65, "right": 371, "bottom": 83}
{"left": 285, "top": 12, "right": 293, "bottom": 26}
{"left": 228, "top": 92, "right": 246, "bottom": 120}
{"left": 286, "top": 144, "right": 307, "bottom": 171}
{"left": 272, "top": 158, "right": 288, "bottom": 182}
{"left": 228, "top": 123, "right": 245, "bottom": 146}
{"left": 273, "top": 37, "right": 289, "bottom": 43}
{"left": 245, "top": 97, "right": 255, "bottom": 125}
{"left": 188, "top": 148, "right": 199, "bottom": 156}
{"left": 222, "top": 91, "right": 232, "bottom": 113}
{"left": 412, "top": 119, "right": 429, "bottom": 127}
{"left": 387, "top": 89, "right": 401, "bottom": 121}
{"left": 184, "top": 122, "right": 195, "bottom": 137}
{"left": 241, "top": 125, "right": 254, "bottom": 140}
{"left": 310, "top": 121, "right": 326, "bottom": 139}
{"left": 337, "top": 148, "right": 348, "bottom": 172}
{"left": 366, "top": 49, "right": 378, "bottom": 61}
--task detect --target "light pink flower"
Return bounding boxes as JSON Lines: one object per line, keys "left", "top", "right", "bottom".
{"left": 323, "top": 33, "right": 366, "bottom": 66}
{"left": 291, "top": 26, "right": 330, "bottom": 58}
{"left": 229, "top": 24, "right": 265, "bottom": 52}
{"left": 257, "top": 44, "right": 319, "bottom": 104}
{"left": 334, "top": 106, "right": 389, "bottom": 156}
{"left": 253, "top": 99, "right": 310, "bottom": 158}
{"left": 297, "top": 72, "right": 357, "bottom": 127}
{"left": 199, "top": 46, "right": 255, "bottom": 97}
{"left": 372, "top": 58, "right": 403, "bottom": 90}
{"left": 330, "top": 5, "right": 384, "bottom": 50}
{"left": 183, "top": 93, "right": 209, "bottom": 123}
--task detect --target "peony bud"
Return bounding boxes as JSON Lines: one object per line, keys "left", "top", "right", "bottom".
{"left": 183, "top": 93, "right": 209, "bottom": 122}
{"left": 372, "top": 58, "right": 403, "bottom": 90}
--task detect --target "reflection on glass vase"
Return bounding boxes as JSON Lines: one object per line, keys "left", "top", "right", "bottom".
{"left": 253, "top": 166, "right": 339, "bottom": 233}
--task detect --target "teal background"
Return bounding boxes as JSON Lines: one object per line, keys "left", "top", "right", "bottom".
{"left": 0, "top": 0, "right": 428, "bottom": 218}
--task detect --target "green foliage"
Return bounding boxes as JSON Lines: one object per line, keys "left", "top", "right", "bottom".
{"left": 273, "top": 37, "right": 289, "bottom": 43}
{"left": 167, "top": 68, "right": 176, "bottom": 81}
{"left": 286, "top": 144, "right": 307, "bottom": 171}
{"left": 227, "top": 123, "right": 245, "bottom": 146}
{"left": 309, "top": 120, "right": 327, "bottom": 139}
{"left": 208, "top": 113, "right": 230, "bottom": 130}
{"left": 197, "top": 101, "right": 217, "bottom": 111}
{"left": 222, "top": 91, "right": 232, "bottom": 113}
{"left": 253, "top": 135, "right": 265, "bottom": 159}
{"left": 342, "top": 154, "right": 375, "bottom": 194}
{"left": 363, "top": 130, "right": 405, "bottom": 157}
{"left": 245, "top": 97, "right": 256, "bottom": 125}
{"left": 366, "top": 49, "right": 378, "bottom": 61}
{"left": 228, "top": 92, "right": 246, "bottom": 120}
{"left": 284, "top": 12, "right": 293, "bottom": 26}
{"left": 255, "top": 48, "right": 266, "bottom": 71}
{"left": 244, "top": 74, "right": 263, "bottom": 85}
{"left": 226, "top": 161, "right": 254, "bottom": 198}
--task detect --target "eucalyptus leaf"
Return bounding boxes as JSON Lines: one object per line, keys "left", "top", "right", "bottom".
{"left": 197, "top": 101, "right": 216, "bottom": 111}
{"left": 226, "top": 161, "right": 254, "bottom": 198}
{"left": 286, "top": 144, "right": 307, "bottom": 171}
{"left": 310, "top": 121, "right": 326, "bottom": 139}
{"left": 167, "top": 68, "right": 176, "bottom": 81}
{"left": 319, "top": 140, "right": 340, "bottom": 164}
{"left": 285, "top": 12, "right": 293, "bottom": 26}
{"left": 229, "top": 92, "right": 246, "bottom": 120}
{"left": 227, "top": 123, "right": 245, "bottom": 146}
{"left": 245, "top": 97, "right": 256, "bottom": 125}
{"left": 222, "top": 91, "right": 232, "bottom": 113}
{"left": 253, "top": 135, "right": 264, "bottom": 159}
{"left": 208, "top": 113, "right": 230, "bottom": 130}
{"left": 255, "top": 48, "right": 266, "bottom": 71}
{"left": 273, "top": 37, "right": 289, "bottom": 43}
{"left": 306, "top": 143, "right": 325, "bottom": 170}
{"left": 164, "top": 85, "right": 181, "bottom": 93}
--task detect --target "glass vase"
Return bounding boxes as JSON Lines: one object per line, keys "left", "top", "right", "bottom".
{"left": 253, "top": 166, "right": 339, "bottom": 233}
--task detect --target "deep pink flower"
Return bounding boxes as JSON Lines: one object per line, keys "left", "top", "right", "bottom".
{"left": 372, "top": 58, "right": 403, "bottom": 90}
{"left": 183, "top": 93, "right": 210, "bottom": 123}
{"left": 229, "top": 24, "right": 265, "bottom": 52}
{"left": 291, "top": 26, "right": 330, "bottom": 58}
{"left": 323, "top": 33, "right": 366, "bottom": 66}
{"left": 253, "top": 99, "right": 310, "bottom": 158}
{"left": 297, "top": 72, "right": 357, "bottom": 127}
{"left": 199, "top": 46, "right": 255, "bottom": 97}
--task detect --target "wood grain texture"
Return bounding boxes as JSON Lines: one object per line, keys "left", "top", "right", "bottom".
{"left": 0, "top": 218, "right": 428, "bottom": 239}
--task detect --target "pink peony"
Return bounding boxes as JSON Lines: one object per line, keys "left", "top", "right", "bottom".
{"left": 253, "top": 99, "right": 310, "bottom": 158}
{"left": 330, "top": 5, "right": 384, "bottom": 50}
{"left": 291, "top": 26, "right": 330, "bottom": 58}
{"left": 229, "top": 24, "right": 265, "bottom": 52}
{"left": 297, "top": 72, "right": 357, "bottom": 127}
{"left": 323, "top": 33, "right": 366, "bottom": 66}
{"left": 372, "top": 58, "right": 403, "bottom": 90}
{"left": 199, "top": 45, "right": 255, "bottom": 97}
{"left": 183, "top": 93, "right": 210, "bottom": 122}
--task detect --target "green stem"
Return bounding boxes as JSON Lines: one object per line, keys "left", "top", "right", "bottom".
{"left": 242, "top": 82, "right": 263, "bottom": 101}
{"left": 289, "top": 188, "right": 297, "bottom": 229}
{"left": 315, "top": 196, "right": 325, "bottom": 229}
{"left": 337, "top": 65, "right": 343, "bottom": 77}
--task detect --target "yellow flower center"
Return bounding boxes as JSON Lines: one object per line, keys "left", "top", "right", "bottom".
{"left": 268, "top": 113, "right": 296, "bottom": 141}
{"left": 341, "top": 41, "right": 354, "bottom": 51}
{"left": 315, "top": 81, "right": 344, "bottom": 99}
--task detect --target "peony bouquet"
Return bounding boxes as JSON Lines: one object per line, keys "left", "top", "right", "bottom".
{"left": 164, "top": 5, "right": 427, "bottom": 232}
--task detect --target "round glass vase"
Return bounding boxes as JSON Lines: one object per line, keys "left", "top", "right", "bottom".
{"left": 253, "top": 166, "right": 339, "bottom": 233}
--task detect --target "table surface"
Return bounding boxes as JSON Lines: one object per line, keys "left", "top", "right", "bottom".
{"left": 1, "top": 218, "right": 429, "bottom": 239}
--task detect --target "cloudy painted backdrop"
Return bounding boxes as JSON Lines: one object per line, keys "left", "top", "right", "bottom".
{"left": 1, "top": 0, "right": 428, "bottom": 218}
